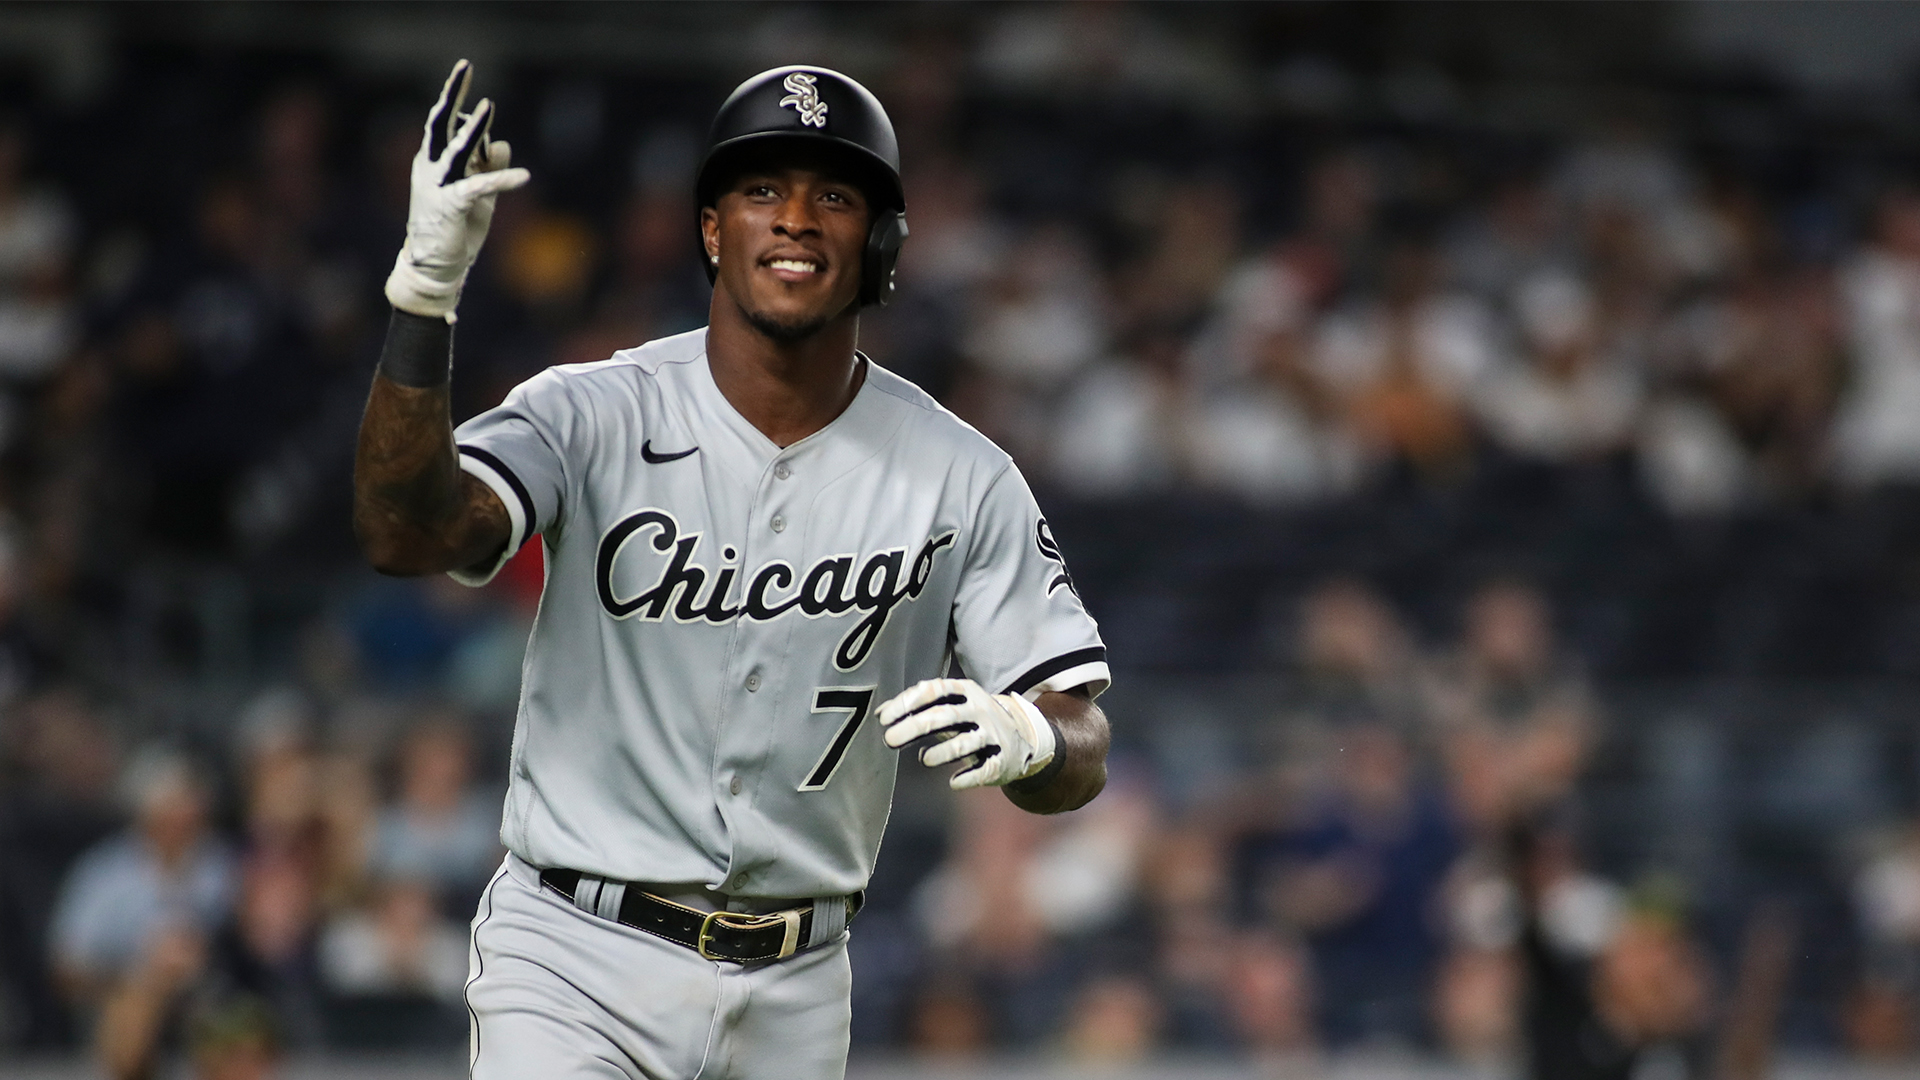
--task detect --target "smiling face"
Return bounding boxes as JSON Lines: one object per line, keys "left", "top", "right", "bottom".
{"left": 702, "top": 145, "right": 873, "bottom": 343}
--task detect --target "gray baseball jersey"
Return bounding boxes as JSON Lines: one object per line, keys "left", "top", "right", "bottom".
{"left": 449, "top": 327, "right": 1108, "bottom": 900}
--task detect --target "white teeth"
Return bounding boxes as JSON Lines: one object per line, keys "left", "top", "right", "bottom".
{"left": 769, "top": 259, "right": 818, "bottom": 273}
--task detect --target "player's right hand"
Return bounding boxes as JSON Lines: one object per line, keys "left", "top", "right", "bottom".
{"left": 385, "top": 60, "right": 531, "bottom": 322}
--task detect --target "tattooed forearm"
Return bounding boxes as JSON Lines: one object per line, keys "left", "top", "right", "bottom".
{"left": 353, "top": 374, "right": 510, "bottom": 576}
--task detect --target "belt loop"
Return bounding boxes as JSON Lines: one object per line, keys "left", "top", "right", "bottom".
{"left": 573, "top": 875, "right": 604, "bottom": 916}
{"left": 808, "top": 894, "right": 847, "bottom": 947}
{"left": 595, "top": 879, "right": 627, "bottom": 922}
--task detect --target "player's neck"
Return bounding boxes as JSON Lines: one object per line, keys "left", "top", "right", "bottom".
{"left": 706, "top": 295, "right": 865, "bottom": 449}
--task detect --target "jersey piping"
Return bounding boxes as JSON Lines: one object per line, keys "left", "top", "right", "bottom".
{"left": 1005, "top": 645, "right": 1109, "bottom": 698}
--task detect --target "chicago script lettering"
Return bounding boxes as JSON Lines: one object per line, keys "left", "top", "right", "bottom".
{"left": 596, "top": 508, "right": 958, "bottom": 671}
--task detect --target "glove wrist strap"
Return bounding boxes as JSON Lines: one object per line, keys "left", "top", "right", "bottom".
{"left": 385, "top": 248, "right": 466, "bottom": 323}
{"left": 1005, "top": 716, "right": 1065, "bottom": 794}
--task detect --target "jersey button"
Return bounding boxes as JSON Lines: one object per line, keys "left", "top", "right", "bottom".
{"left": 774, "top": 463, "right": 791, "bottom": 481}
{"left": 730, "top": 776, "right": 743, "bottom": 795}
{"left": 746, "top": 673, "right": 761, "bottom": 692}
{"left": 731, "top": 874, "right": 748, "bottom": 891}
{"left": 771, "top": 515, "right": 786, "bottom": 533}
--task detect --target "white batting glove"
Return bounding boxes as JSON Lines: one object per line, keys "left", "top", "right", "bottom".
{"left": 385, "top": 60, "right": 531, "bottom": 322}
{"left": 878, "top": 678, "right": 1057, "bottom": 791}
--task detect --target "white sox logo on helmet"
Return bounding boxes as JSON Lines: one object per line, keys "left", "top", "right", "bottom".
{"left": 779, "top": 72, "right": 829, "bottom": 128}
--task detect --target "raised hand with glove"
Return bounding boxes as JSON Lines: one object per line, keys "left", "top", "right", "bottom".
{"left": 385, "top": 60, "right": 530, "bottom": 323}
{"left": 353, "top": 60, "right": 526, "bottom": 579}
{"left": 878, "top": 679, "right": 1061, "bottom": 791}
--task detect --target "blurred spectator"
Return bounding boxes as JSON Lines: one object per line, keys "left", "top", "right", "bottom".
{"left": 1428, "top": 580, "right": 1594, "bottom": 834}
{"left": 1835, "top": 187, "right": 1920, "bottom": 488}
{"left": 1290, "top": 578, "right": 1429, "bottom": 738}
{"left": 50, "top": 749, "right": 233, "bottom": 1007}
{"left": 911, "top": 777, "right": 1153, "bottom": 1051}
{"left": 965, "top": 228, "right": 1106, "bottom": 376}
{"left": 1144, "top": 824, "right": 1313, "bottom": 1054}
{"left": 1512, "top": 823, "right": 1709, "bottom": 1080}
{"left": 1188, "top": 312, "right": 1361, "bottom": 503}
{"left": 370, "top": 714, "right": 501, "bottom": 905}
{"left": 318, "top": 876, "right": 467, "bottom": 1003}
{"left": 1062, "top": 974, "right": 1163, "bottom": 1061}
{"left": 197, "top": 847, "right": 325, "bottom": 1051}
{"left": 1317, "top": 242, "right": 1498, "bottom": 478}
{"left": 1702, "top": 266, "right": 1843, "bottom": 496}
{"left": 1434, "top": 849, "right": 1522, "bottom": 1064}
{"left": 1553, "top": 117, "right": 1721, "bottom": 286}
{"left": 1446, "top": 175, "right": 1572, "bottom": 304}
{"left": 111, "top": 173, "right": 327, "bottom": 557}
{"left": 1849, "top": 825, "right": 1920, "bottom": 1057}
{"left": 1279, "top": 150, "right": 1383, "bottom": 312}
{"left": 0, "top": 687, "right": 122, "bottom": 1045}
{"left": 234, "top": 693, "right": 372, "bottom": 908}
{"left": 1242, "top": 723, "right": 1460, "bottom": 1048}
{"left": 1049, "top": 327, "right": 1190, "bottom": 496}
{"left": 0, "top": 120, "right": 78, "bottom": 384}
{"left": 1247, "top": 578, "right": 1433, "bottom": 828}
{"left": 1474, "top": 273, "right": 1641, "bottom": 463}
{"left": 1113, "top": 176, "right": 1242, "bottom": 334}
{"left": 961, "top": 226, "right": 1108, "bottom": 462}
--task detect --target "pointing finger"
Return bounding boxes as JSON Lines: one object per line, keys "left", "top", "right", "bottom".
{"left": 427, "top": 60, "right": 472, "bottom": 161}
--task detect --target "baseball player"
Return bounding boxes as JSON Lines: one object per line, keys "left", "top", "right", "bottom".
{"left": 352, "top": 62, "right": 1112, "bottom": 1079}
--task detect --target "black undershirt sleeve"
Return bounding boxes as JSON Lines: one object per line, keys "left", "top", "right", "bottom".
{"left": 377, "top": 308, "right": 454, "bottom": 388}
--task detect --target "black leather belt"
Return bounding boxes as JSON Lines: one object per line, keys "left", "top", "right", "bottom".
{"left": 540, "top": 868, "right": 861, "bottom": 964}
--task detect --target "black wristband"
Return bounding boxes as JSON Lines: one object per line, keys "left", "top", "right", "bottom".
{"left": 1006, "top": 717, "right": 1067, "bottom": 794}
{"left": 377, "top": 308, "right": 453, "bottom": 388}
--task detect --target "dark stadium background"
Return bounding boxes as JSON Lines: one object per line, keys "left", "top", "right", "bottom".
{"left": 4, "top": 3, "right": 1920, "bottom": 1077}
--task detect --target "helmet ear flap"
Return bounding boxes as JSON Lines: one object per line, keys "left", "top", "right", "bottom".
{"left": 861, "top": 211, "right": 908, "bottom": 308}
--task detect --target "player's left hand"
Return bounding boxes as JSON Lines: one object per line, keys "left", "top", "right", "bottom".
{"left": 878, "top": 678, "right": 1057, "bottom": 791}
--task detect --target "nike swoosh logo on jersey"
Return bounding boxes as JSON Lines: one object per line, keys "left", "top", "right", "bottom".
{"left": 641, "top": 440, "right": 698, "bottom": 464}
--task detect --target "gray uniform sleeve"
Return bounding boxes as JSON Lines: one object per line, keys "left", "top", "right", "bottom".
{"left": 951, "top": 463, "right": 1110, "bottom": 700}
{"left": 448, "top": 369, "right": 576, "bottom": 587}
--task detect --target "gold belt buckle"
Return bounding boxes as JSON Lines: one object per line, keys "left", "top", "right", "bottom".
{"left": 697, "top": 908, "right": 803, "bottom": 962}
{"left": 697, "top": 909, "right": 726, "bottom": 960}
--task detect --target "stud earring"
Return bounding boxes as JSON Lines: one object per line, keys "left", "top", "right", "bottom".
{"left": 710, "top": 254, "right": 719, "bottom": 264}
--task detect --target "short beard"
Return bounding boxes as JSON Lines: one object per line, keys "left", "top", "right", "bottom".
{"left": 741, "top": 304, "right": 836, "bottom": 344}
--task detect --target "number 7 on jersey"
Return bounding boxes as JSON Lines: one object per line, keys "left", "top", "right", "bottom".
{"left": 799, "top": 686, "right": 876, "bottom": 791}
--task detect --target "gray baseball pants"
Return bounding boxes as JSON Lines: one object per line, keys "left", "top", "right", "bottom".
{"left": 465, "top": 854, "right": 852, "bottom": 1080}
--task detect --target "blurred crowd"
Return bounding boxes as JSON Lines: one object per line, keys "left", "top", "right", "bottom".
{"left": 13, "top": 688, "right": 500, "bottom": 1076}
{"left": 855, "top": 576, "right": 1720, "bottom": 1077}
{"left": 1, "top": 4, "right": 1919, "bottom": 1074}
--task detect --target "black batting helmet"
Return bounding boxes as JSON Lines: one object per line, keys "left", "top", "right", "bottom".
{"left": 697, "top": 65, "right": 908, "bottom": 308}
